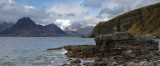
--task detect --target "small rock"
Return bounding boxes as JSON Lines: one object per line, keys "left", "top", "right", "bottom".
{"left": 99, "top": 61, "right": 107, "bottom": 65}
{"left": 83, "top": 62, "right": 98, "bottom": 66}
{"left": 154, "top": 61, "right": 160, "bottom": 66}
{"left": 83, "top": 61, "right": 107, "bottom": 66}
{"left": 95, "top": 58, "right": 103, "bottom": 62}
{"left": 125, "top": 62, "right": 137, "bottom": 66}
{"left": 112, "top": 61, "right": 118, "bottom": 65}
{"left": 71, "top": 59, "right": 81, "bottom": 65}
{"left": 143, "top": 62, "right": 155, "bottom": 66}
{"left": 124, "top": 50, "right": 136, "bottom": 59}
{"left": 61, "top": 64, "right": 72, "bottom": 66}
{"left": 138, "top": 61, "right": 148, "bottom": 66}
{"left": 67, "top": 58, "right": 73, "bottom": 61}
{"left": 117, "top": 64, "right": 124, "bottom": 66}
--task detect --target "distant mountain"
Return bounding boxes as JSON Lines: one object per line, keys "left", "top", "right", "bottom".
{"left": 0, "top": 22, "right": 14, "bottom": 32}
{"left": 0, "top": 17, "right": 66, "bottom": 37}
{"left": 91, "top": 2, "right": 160, "bottom": 37}
{"left": 65, "top": 31, "right": 82, "bottom": 36}
{"left": 64, "top": 23, "right": 94, "bottom": 36}
{"left": 44, "top": 24, "right": 66, "bottom": 34}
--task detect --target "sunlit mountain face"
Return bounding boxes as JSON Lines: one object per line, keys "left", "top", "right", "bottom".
{"left": 64, "top": 23, "right": 94, "bottom": 35}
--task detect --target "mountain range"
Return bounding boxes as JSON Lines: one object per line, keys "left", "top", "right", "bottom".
{"left": 0, "top": 22, "right": 14, "bottom": 32}
{"left": 91, "top": 2, "right": 160, "bottom": 37}
{"left": 0, "top": 17, "right": 66, "bottom": 37}
{"left": 0, "top": 17, "right": 93, "bottom": 37}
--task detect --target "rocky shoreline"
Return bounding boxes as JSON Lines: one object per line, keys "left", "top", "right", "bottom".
{"left": 47, "top": 32, "right": 160, "bottom": 66}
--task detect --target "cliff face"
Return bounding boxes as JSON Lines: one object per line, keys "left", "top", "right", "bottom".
{"left": 91, "top": 3, "right": 160, "bottom": 37}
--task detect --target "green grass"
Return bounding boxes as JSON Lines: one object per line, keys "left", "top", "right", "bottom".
{"left": 92, "top": 2, "right": 160, "bottom": 36}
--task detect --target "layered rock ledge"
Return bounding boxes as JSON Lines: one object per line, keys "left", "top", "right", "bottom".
{"left": 48, "top": 32, "right": 160, "bottom": 66}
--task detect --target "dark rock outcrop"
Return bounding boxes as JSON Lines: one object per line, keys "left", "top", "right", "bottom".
{"left": 51, "top": 32, "right": 158, "bottom": 59}
{"left": 48, "top": 32, "right": 159, "bottom": 66}
{"left": 95, "top": 32, "right": 158, "bottom": 53}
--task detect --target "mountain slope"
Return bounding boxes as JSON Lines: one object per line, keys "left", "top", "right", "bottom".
{"left": 44, "top": 24, "right": 66, "bottom": 34}
{"left": 0, "top": 17, "right": 66, "bottom": 37}
{"left": 91, "top": 2, "right": 160, "bottom": 37}
{"left": 0, "top": 22, "right": 13, "bottom": 32}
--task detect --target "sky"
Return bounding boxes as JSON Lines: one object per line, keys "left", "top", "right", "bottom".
{"left": 0, "top": 0, "right": 160, "bottom": 30}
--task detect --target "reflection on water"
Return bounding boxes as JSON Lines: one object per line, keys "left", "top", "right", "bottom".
{"left": 0, "top": 37, "right": 95, "bottom": 66}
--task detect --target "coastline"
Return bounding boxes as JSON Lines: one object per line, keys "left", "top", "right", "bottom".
{"left": 48, "top": 32, "right": 160, "bottom": 66}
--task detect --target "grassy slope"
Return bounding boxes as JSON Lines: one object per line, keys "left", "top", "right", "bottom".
{"left": 92, "top": 3, "right": 160, "bottom": 37}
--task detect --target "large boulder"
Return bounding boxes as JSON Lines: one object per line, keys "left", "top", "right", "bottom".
{"left": 95, "top": 32, "right": 134, "bottom": 51}
{"left": 95, "top": 32, "right": 158, "bottom": 56}
{"left": 137, "top": 34, "right": 156, "bottom": 41}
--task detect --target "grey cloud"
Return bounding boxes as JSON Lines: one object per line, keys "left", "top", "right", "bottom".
{"left": 66, "top": 13, "right": 75, "bottom": 17}
{"left": 98, "top": 6, "right": 125, "bottom": 18}
{"left": 82, "top": 0, "right": 103, "bottom": 7}
{"left": 98, "top": 0, "right": 160, "bottom": 19}
{"left": 0, "top": 0, "right": 50, "bottom": 24}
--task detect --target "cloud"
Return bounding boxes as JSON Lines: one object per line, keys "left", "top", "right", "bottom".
{"left": 98, "top": 6, "right": 124, "bottom": 19}
{"left": 82, "top": 0, "right": 103, "bottom": 8}
{"left": 98, "top": 0, "right": 160, "bottom": 19}
{"left": 0, "top": 0, "right": 49, "bottom": 24}
{"left": 0, "top": 0, "right": 160, "bottom": 30}
{"left": 46, "top": 2, "right": 88, "bottom": 19}
{"left": 55, "top": 19, "right": 72, "bottom": 30}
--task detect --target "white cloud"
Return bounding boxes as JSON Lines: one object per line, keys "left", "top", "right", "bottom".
{"left": 24, "top": 5, "right": 35, "bottom": 9}
{"left": 46, "top": 2, "right": 88, "bottom": 19}
{"left": 82, "top": 0, "right": 103, "bottom": 7}
{"left": 98, "top": 0, "right": 160, "bottom": 19}
{"left": 55, "top": 19, "right": 73, "bottom": 30}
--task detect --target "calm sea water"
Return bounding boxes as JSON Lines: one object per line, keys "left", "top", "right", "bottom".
{"left": 0, "top": 37, "right": 95, "bottom": 66}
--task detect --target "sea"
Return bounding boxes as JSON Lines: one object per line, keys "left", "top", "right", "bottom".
{"left": 0, "top": 37, "right": 95, "bottom": 66}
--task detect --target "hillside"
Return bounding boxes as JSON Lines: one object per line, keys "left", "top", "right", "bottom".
{"left": 0, "top": 17, "right": 66, "bottom": 37}
{"left": 0, "top": 22, "right": 13, "bottom": 32}
{"left": 91, "top": 2, "right": 160, "bottom": 37}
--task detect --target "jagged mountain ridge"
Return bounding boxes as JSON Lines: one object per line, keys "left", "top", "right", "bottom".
{"left": 0, "top": 17, "right": 66, "bottom": 37}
